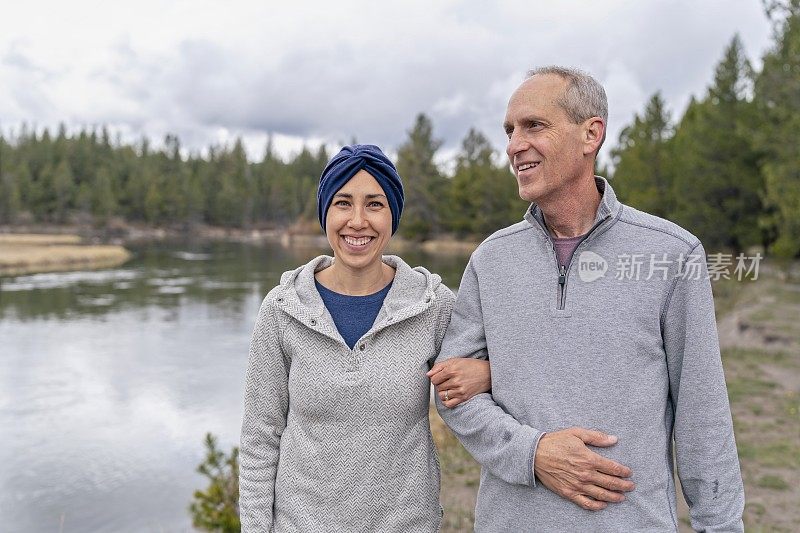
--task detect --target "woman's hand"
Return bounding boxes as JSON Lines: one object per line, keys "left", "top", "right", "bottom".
{"left": 427, "top": 358, "right": 491, "bottom": 409}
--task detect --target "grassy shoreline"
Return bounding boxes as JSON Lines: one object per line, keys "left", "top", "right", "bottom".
{"left": 0, "top": 234, "right": 132, "bottom": 276}
{"left": 0, "top": 223, "right": 482, "bottom": 257}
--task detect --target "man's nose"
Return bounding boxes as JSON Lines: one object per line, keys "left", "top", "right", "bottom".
{"left": 506, "top": 130, "right": 528, "bottom": 159}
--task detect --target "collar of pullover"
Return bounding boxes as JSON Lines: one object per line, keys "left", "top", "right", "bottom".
{"left": 524, "top": 176, "right": 621, "bottom": 237}
{"left": 278, "top": 254, "right": 441, "bottom": 321}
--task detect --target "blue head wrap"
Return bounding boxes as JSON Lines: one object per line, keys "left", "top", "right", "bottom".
{"left": 317, "top": 144, "right": 404, "bottom": 234}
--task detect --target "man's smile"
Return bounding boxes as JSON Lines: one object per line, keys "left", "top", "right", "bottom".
{"left": 517, "top": 162, "right": 540, "bottom": 172}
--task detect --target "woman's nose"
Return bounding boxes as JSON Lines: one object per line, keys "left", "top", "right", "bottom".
{"left": 348, "top": 207, "right": 367, "bottom": 228}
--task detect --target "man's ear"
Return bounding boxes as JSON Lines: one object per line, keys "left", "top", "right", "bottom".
{"left": 583, "top": 117, "right": 605, "bottom": 155}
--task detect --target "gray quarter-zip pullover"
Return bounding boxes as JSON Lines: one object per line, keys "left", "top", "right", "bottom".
{"left": 436, "top": 177, "right": 744, "bottom": 532}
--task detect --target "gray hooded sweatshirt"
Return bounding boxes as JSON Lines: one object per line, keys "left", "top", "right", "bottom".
{"left": 435, "top": 178, "right": 744, "bottom": 532}
{"left": 240, "top": 255, "right": 454, "bottom": 532}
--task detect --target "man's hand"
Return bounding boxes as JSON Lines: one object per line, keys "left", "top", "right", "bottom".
{"left": 534, "top": 427, "right": 635, "bottom": 511}
{"left": 427, "top": 358, "right": 491, "bottom": 408}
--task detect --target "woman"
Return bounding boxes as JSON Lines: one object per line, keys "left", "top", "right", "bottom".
{"left": 239, "top": 144, "right": 490, "bottom": 532}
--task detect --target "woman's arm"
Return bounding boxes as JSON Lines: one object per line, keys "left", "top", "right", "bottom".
{"left": 428, "top": 283, "right": 491, "bottom": 408}
{"left": 427, "top": 358, "right": 491, "bottom": 408}
{"left": 239, "top": 292, "right": 289, "bottom": 532}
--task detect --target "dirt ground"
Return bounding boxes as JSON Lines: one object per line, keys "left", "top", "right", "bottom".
{"left": 431, "top": 264, "right": 800, "bottom": 532}
{"left": 708, "top": 272, "right": 800, "bottom": 532}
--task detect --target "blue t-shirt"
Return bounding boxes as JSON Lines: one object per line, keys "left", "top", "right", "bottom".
{"left": 315, "top": 280, "right": 393, "bottom": 349}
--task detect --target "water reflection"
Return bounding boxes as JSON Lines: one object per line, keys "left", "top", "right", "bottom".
{"left": 0, "top": 240, "right": 469, "bottom": 532}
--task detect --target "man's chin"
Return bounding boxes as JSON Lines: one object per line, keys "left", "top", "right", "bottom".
{"left": 518, "top": 185, "right": 543, "bottom": 204}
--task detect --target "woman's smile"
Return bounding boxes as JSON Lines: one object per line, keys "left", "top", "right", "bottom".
{"left": 341, "top": 235, "right": 375, "bottom": 248}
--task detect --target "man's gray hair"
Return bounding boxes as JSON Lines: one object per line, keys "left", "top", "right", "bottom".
{"left": 526, "top": 66, "right": 608, "bottom": 148}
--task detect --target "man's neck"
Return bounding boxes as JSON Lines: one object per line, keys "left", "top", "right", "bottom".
{"left": 539, "top": 176, "right": 602, "bottom": 239}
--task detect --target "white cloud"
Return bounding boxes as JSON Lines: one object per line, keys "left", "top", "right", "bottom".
{"left": 600, "top": 61, "right": 648, "bottom": 162}
{"left": 0, "top": 0, "right": 774, "bottom": 162}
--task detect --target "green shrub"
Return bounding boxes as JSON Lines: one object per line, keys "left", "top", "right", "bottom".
{"left": 189, "top": 433, "right": 240, "bottom": 532}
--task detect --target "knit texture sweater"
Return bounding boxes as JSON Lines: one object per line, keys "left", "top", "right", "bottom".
{"left": 240, "top": 255, "right": 455, "bottom": 532}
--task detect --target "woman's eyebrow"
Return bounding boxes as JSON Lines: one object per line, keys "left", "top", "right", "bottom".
{"left": 334, "top": 192, "right": 387, "bottom": 199}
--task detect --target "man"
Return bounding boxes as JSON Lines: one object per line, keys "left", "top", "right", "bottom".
{"left": 432, "top": 67, "right": 744, "bottom": 532}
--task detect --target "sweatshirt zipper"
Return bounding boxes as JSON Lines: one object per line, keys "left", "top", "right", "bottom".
{"left": 535, "top": 214, "right": 611, "bottom": 311}
{"left": 558, "top": 265, "right": 567, "bottom": 309}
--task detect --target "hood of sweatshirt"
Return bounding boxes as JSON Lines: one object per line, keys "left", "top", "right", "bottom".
{"left": 276, "top": 255, "right": 443, "bottom": 330}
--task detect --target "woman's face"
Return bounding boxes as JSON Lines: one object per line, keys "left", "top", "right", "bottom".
{"left": 325, "top": 170, "right": 393, "bottom": 272}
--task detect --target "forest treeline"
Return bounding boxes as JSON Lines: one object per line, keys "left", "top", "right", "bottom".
{"left": 0, "top": 115, "right": 522, "bottom": 242}
{"left": 611, "top": 4, "right": 800, "bottom": 258}
{"left": 1, "top": 4, "right": 799, "bottom": 256}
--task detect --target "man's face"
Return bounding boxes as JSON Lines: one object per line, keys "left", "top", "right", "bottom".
{"left": 503, "top": 74, "right": 588, "bottom": 204}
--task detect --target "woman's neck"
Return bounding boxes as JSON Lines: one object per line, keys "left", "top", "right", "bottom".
{"left": 316, "top": 258, "right": 394, "bottom": 296}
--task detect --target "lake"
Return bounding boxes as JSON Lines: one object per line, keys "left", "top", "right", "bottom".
{"left": 0, "top": 240, "right": 469, "bottom": 532}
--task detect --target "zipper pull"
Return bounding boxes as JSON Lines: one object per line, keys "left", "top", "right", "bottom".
{"left": 558, "top": 265, "right": 567, "bottom": 286}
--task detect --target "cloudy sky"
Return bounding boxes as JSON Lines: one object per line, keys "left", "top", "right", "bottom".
{"left": 0, "top": 1, "right": 774, "bottom": 166}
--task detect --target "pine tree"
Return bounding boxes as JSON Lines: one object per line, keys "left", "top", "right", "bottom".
{"left": 754, "top": 1, "right": 800, "bottom": 257}
{"left": 233, "top": 139, "right": 255, "bottom": 227}
{"left": 448, "top": 128, "right": 523, "bottom": 238}
{"left": 288, "top": 145, "right": 325, "bottom": 224}
{"left": 183, "top": 159, "right": 206, "bottom": 226}
{"left": 669, "top": 35, "right": 763, "bottom": 252}
{"left": 14, "top": 162, "right": 34, "bottom": 216}
{"left": 301, "top": 145, "right": 330, "bottom": 221}
{"left": 91, "top": 167, "right": 117, "bottom": 223}
{"left": 207, "top": 140, "right": 254, "bottom": 227}
{"left": 70, "top": 129, "right": 96, "bottom": 192}
{"left": 0, "top": 172, "right": 22, "bottom": 223}
{"left": 395, "top": 114, "right": 445, "bottom": 240}
{"left": 34, "top": 162, "right": 56, "bottom": 220}
{"left": 52, "top": 159, "right": 75, "bottom": 223}
{"left": 189, "top": 433, "right": 240, "bottom": 533}
{"left": 254, "top": 136, "right": 279, "bottom": 224}
{"left": 610, "top": 93, "right": 673, "bottom": 218}
{"left": 0, "top": 136, "right": 16, "bottom": 223}
{"left": 143, "top": 171, "right": 163, "bottom": 224}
